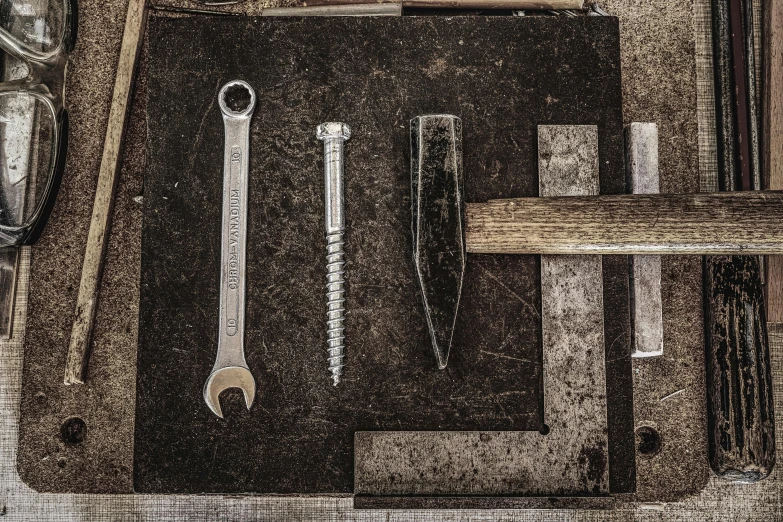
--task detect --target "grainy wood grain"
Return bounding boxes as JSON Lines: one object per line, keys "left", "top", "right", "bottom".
{"left": 465, "top": 191, "right": 783, "bottom": 255}
{"left": 765, "top": 0, "right": 783, "bottom": 323}
{"left": 302, "top": 0, "right": 583, "bottom": 8}
{"left": 64, "top": 0, "right": 147, "bottom": 385}
{"left": 0, "top": 248, "right": 18, "bottom": 339}
{"left": 743, "top": 0, "right": 762, "bottom": 191}
{"left": 262, "top": 3, "right": 402, "bottom": 15}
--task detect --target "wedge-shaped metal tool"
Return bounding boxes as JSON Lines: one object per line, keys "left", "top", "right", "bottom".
{"left": 204, "top": 80, "right": 257, "bottom": 418}
{"left": 411, "top": 115, "right": 465, "bottom": 369}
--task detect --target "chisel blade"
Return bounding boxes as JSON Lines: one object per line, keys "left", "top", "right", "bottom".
{"left": 411, "top": 115, "right": 465, "bottom": 369}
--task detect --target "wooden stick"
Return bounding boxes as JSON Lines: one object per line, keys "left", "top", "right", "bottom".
{"left": 0, "top": 248, "right": 19, "bottom": 339}
{"left": 765, "top": 0, "right": 783, "bottom": 323}
{"left": 712, "top": 0, "right": 737, "bottom": 191}
{"left": 64, "top": 0, "right": 147, "bottom": 385}
{"left": 465, "top": 191, "right": 783, "bottom": 255}
{"left": 728, "top": 0, "right": 754, "bottom": 191}
{"left": 302, "top": 0, "right": 584, "bottom": 9}
{"left": 263, "top": 3, "right": 403, "bottom": 16}
{"left": 702, "top": 0, "right": 774, "bottom": 484}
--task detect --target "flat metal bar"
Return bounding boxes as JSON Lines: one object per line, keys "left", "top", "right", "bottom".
{"left": 538, "top": 125, "right": 608, "bottom": 492}
{"left": 626, "top": 123, "right": 663, "bottom": 357}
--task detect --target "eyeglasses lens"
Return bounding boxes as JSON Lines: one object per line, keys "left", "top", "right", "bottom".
{"left": 0, "top": 92, "right": 54, "bottom": 240}
{"left": 0, "top": 1, "right": 65, "bottom": 55}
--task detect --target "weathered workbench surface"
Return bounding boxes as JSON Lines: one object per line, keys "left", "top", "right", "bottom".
{"left": 0, "top": 0, "right": 781, "bottom": 520}
{"left": 133, "top": 14, "right": 631, "bottom": 496}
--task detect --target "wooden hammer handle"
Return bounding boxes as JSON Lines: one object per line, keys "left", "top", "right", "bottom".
{"left": 465, "top": 191, "right": 783, "bottom": 255}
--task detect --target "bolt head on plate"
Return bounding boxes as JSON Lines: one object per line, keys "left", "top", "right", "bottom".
{"left": 317, "top": 122, "right": 351, "bottom": 141}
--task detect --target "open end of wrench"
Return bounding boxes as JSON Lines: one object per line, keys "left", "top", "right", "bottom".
{"left": 203, "top": 366, "right": 256, "bottom": 419}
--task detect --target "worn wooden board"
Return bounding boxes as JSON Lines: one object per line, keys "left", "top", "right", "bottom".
{"left": 133, "top": 14, "right": 632, "bottom": 495}
{"left": 765, "top": 0, "right": 783, "bottom": 323}
{"left": 465, "top": 191, "right": 783, "bottom": 255}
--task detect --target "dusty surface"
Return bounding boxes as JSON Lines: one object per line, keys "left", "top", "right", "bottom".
{"left": 134, "top": 15, "right": 627, "bottom": 494}
{"left": 602, "top": 0, "right": 711, "bottom": 502}
{"left": 6, "top": 0, "right": 730, "bottom": 510}
{"left": 15, "top": 0, "right": 148, "bottom": 493}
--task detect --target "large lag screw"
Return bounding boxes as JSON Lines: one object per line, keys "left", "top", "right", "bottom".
{"left": 317, "top": 122, "right": 351, "bottom": 386}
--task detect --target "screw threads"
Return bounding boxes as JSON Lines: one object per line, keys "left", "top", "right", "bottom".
{"left": 317, "top": 121, "right": 350, "bottom": 386}
{"left": 325, "top": 232, "right": 346, "bottom": 386}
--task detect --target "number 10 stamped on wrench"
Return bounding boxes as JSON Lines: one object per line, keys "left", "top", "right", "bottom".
{"left": 204, "top": 81, "right": 257, "bottom": 418}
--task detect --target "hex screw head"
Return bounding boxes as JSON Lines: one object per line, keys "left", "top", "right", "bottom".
{"left": 317, "top": 122, "right": 351, "bottom": 141}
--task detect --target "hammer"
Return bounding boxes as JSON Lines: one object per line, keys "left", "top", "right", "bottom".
{"left": 412, "top": 115, "right": 783, "bottom": 368}
{"left": 412, "top": 115, "right": 779, "bottom": 484}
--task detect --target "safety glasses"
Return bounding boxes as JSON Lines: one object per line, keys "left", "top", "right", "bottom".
{"left": 0, "top": 0, "right": 76, "bottom": 246}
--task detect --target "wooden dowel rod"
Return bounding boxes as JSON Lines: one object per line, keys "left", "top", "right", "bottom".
{"left": 302, "top": 0, "right": 584, "bottom": 9}
{"left": 64, "top": 0, "right": 147, "bottom": 385}
{"left": 262, "top": 3, "right": 402, "bottom": 16}
{"left": 465, "top": 191, "right": 783, "bottom": 255}
{"left": 765, "top": 0, "right": 783, "bottom": 323}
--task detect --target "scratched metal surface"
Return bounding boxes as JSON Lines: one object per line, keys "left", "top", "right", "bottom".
{"left": 1, "top": 0, "right": 782, "bottom": 518}
{"left": 355, "top": 126, "right": 613, "bottom": 500}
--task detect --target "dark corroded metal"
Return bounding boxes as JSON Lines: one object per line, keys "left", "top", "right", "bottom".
{"left": 707, "top": 0, "right": 776, "bottom": 482}
{"left": 704, "top": 255, "right": 776, "bottom": 482}
{"left": 411, "top": 115, "right": 465, "bottom": 370}
{"left": 728, "top": 0, "right": 754, "bottom": 191}
{"left": 712, "top": 0, "right": 737, "bottom": 191}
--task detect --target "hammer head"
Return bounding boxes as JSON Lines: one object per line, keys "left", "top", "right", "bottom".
{"left": 411, "top": 115, "right": 466, "bottom": 369}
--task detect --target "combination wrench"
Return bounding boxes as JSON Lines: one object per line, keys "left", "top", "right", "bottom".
{"left": 203, "top": 80, "right": 256, "bottom": 418}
